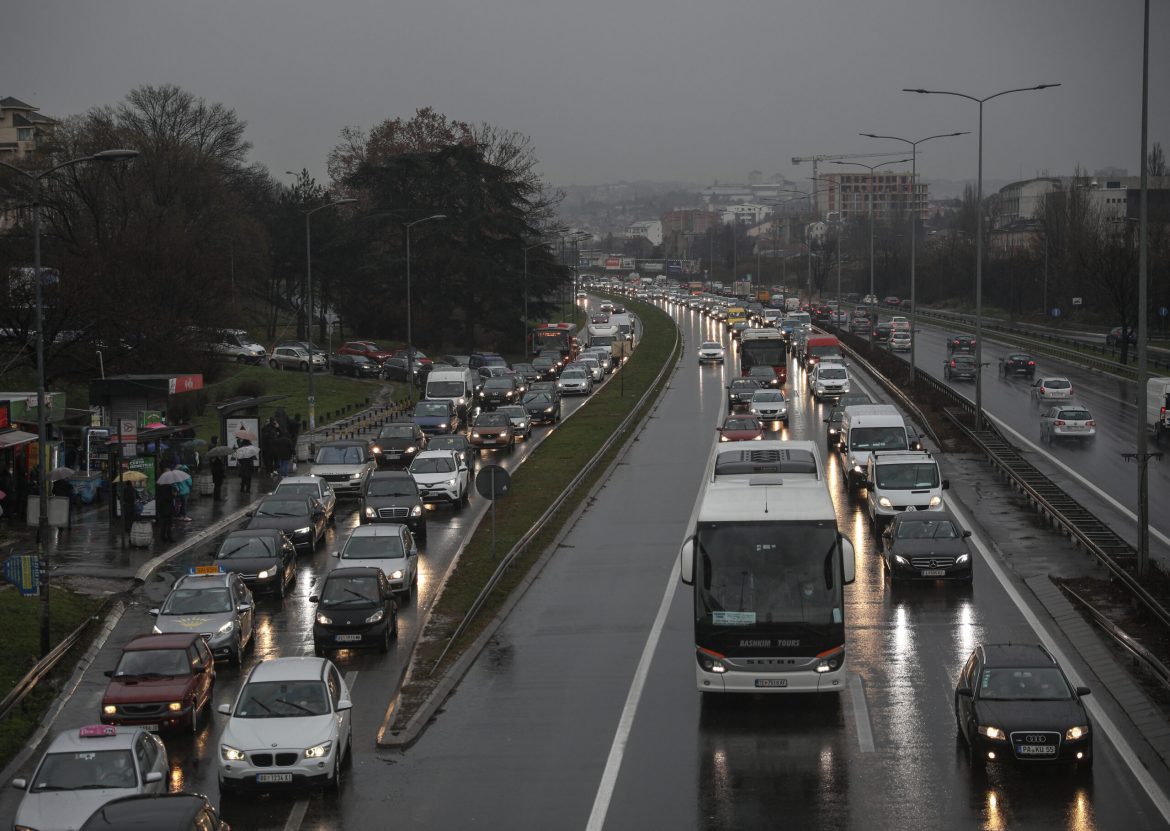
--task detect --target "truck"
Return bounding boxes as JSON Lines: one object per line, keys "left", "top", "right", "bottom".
{"left": 732, "top": 280, "right": 752, "bottom": 299}
{"left": 585, "top": 323, "right": 620, "bottom": 350}
{"left": 755, "top": 288, "right": 772, "bottom": 304}
{"left": 1149, "top": 377, "right": 1170, "bottom": 442}
{"left": 784, "top": 296, "right": 801, "bottom": 312}
{"left": 679, "top": 439, "right": 856, "bottom": 694}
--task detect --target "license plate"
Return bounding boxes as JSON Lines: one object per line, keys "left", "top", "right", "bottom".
{"left": 755, "top": 678, "right": 788, "bottom": 688}
{"left": 141, "top": 723, "right": 159, "bottom": 732}
{"left": 1017, "top": 744, "right": 1056, "bottom": 756}
{"left": 483, "top": 439, "right": 496, "bottom": 444}
{"left": 920, "top": 569, "right": 946, "bottom": 577}
{"left": 335, "top": 634, "right": 362, "bottom": 642}
{"left": 257, "top": 773, "right": 293, "bottom": 783}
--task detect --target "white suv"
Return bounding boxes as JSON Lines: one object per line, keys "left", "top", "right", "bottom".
{"left": 864, "top": 450, "right": 947, "bottom": 525}
{"left": 217, "top": 657, "right": 352, "bottom": 794}
{"left": 811, "top": 363, "right": 851, "bottom": 399}
{"left": 408, "top": 449, "right": 470, "bottom": 506}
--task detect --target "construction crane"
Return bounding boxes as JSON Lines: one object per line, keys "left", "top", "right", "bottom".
{"left": 791, "top": 152, "right": 906, "bottom": 216}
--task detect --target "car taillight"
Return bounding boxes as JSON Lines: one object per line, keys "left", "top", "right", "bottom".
{"left": 1027, "top": 360, "right": 1035, "bottom": 366}
{"left": 1086, "top": 420, "right": 1095, "bottom": 427}
{"left": 950, "top": 360, "right": 956, "bottom": 367}
{"left": 1054, "top": 420, "right": 1066, "bottom": 426}
{"left": 1040, "top": 388, "right": 1046, "bottom": 394}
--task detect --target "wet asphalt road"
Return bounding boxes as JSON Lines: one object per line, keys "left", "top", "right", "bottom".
{"left": 350, "top": 300, "right": 1168, "bottom": 830}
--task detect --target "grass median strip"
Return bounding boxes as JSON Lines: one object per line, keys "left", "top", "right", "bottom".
{"left": 391, "top": 295, "right": 679, "bottom": 729}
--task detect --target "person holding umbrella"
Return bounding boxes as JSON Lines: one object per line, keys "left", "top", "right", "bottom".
{"left": 234, "top": 439, "right": 258, "bottom": 494}
{"left": 207, "top": 437, "right": 229, "bottom": 501}
{"left": 155, "top": 464, "right": 176, "bottom": 543}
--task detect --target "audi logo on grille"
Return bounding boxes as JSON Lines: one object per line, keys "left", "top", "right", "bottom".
{"left": 1025, "top": 734, "right": 1048, "bottom": 743}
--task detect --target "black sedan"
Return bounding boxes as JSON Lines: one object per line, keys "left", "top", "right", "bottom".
{"left": 372, "top": 422, "right": 428, "bottom": 467}
{"left": 310, "top": 567, "right": 398, "bottom": 655}
{"left": 511, "top": 363, "right": 541, "bottom": 385}
{"left": 212, "top": 529, "right": 297, "bottom": 597}
{"left": 245, "top": 495, "right": 327, "bottom": 555}
{"left": 745, "top": 366, "right": 781, "bottom": 389}
{"left": 956, "top": 643, "right": 1092, "bottom": 773}
{"left": 880, "top": 511, "right": 973, "bottom": 582}
{"left": 726, "top": 378, "right": 763, "bottom": 410}
{"left": 947, "top": 334, "right": 977, "bottom": 354}
{"left": 360, "top": 470, "right": 427, "bottom": 540}
{"left": 872, "top": 322, "right": 893, "bottom": 343}
{"left": 478, "top": 376, "right": 521, "bottom": 410}
{"left": 522, "top": 391, "right": 561, "bottom": 424}
{"left": 532, "top": 357, "right": 560, "bottom": 380}
{"left": 1001, "top": 352, "right": 1036, "bottom": 378}
{"left": 944, "top": 354, "right": 977, "bottom": 381}
{"left": 331, "top": 353, "right": 382, "bottom": 378}
{"left": 427, "top": 434, "right": 478, "bottom": 473}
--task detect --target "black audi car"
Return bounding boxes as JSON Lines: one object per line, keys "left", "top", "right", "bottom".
{"left": 955, "top": 643, "right": 1093, "bottom": 773}
{"left": 1001, "top": 352, "right": 1037, "bottom": 378}
{"left": 245, "top": 494, "right": 327, "bottom": 555}
{"left": 360, "top": 470, "right": 427, "bottom": 540}
{"left": 310, "top": 567, "right": 398, "bottom": 655}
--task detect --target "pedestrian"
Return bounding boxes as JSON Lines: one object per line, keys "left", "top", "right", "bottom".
{"left": 273, "top": 430, "right": 294, "bottom": 477}
{"left": 120, "top": 480, "right": 137, "bottom": 534}
{"left": 156, "top": 467, "right": 176, "bottom": 543}
{"left": 51, "top": 476, "right": 74, "bottom": 528}
{"left": 173, "top": 465, "right": 193, "bottom": 521}
{"left": 209, "top": 437, "right": 227, "bottom": 501}
{"left": 260, "top": 418, "right": 280, "bottom": 474}
{"left": 236, "top": 440, "right": 255, "bottom": 494}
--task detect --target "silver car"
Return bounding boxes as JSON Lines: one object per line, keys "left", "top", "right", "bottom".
{"left": 574, "top": 357, "right": 604, "bottom": 382}
{"left": 748, "top": 389, "right": 789, "bottom": 423}
{"left": 1030, "top": 376, "right": 1074, "bottom": 405}
{"left": 269, "top": 345, "right": 326, "bottom": 372}
{"left": 498, "top": 404, "right": 533, "bottom": 439}
{"left": 558, "top": 368, "right": 593, "bottom": 396}
{"left": 150, "top": 571, "right": 255, "bottom": 664}
{"left": 311, "top": 440, "right": 378, "bottom": 498}
{"left": 1040, "top": 405, "right": 1096, "bottom": 443}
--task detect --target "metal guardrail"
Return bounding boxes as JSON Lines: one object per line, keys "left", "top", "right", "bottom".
{"left": 430, "top": 306, "right": 681, "bottom": 673}
{"left": 0, "top": 607, "right": 104, "bottom": 723}
{"left": 1059, "top": 583, "right": 1170, "bottom": 693}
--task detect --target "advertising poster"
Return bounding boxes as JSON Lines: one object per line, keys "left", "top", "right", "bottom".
{"left": 226, "top": 417, "right": 259, "bottom": 469}
{"left": 128, "top": 455, "right": 157, "bottom": 517}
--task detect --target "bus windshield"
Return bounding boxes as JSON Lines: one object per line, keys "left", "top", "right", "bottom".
{"left": 696, "top": 523, "right": 841, "bottom": 628}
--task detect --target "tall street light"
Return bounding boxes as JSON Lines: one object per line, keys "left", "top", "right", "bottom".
{"left": 299, "top": 196, "right": 356, "bottom": 432}
{"left": 0, "top": 147, "right": 140, "bottom": 657}
{"left": 780, "top": 189, "right": 816, "bottom": 302}
{"left": 832, "top": 158, "right": 912, "bottom": 301}
{"left": 523, "top": 227, "right": 568, "bottom": 354}
{"left": 405, "top": 214, "right": 447, "bottom": 398}
{"left": 904, "top": 83, "right": 1060, "bottom": 430}
{"left": 859, "top": 131, "right": 967, "bottom": 385}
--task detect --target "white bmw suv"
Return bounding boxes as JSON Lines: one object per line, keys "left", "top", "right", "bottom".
{"left": 217, "top": 657, "right": 352, "bottom": 794}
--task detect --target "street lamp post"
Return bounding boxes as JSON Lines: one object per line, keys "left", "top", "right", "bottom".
{"left": 405, "top": 214, "right": 447, "bottom": 398}
{"left": 779, "top": 189, "right": 817, "bottom": 302}
{"left": 0, "top": 148, "right": 139, "bottom": 657}
{"left": 522, "top": 227, "right": 568, "bottom": 355}
{"left": 904, "top": 83, "right": 1060, "bottom": 430}
{"left": 832, "top": 158, "right": 912, "bottom": 302}
{"left": 300, "top": 197, "right": 356, "bottom": 432}
{"left": 860, "top": 132, "right": 967, "bottom": 385}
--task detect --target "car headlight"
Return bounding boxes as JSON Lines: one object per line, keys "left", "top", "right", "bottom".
{"left": 411, "top": 504, "right": 423, "bottom": 516}
{"left": 842, "top": 381, "right": 851, "bottom": 392}
{"left": 815, "top": 384, "right": 825, "bottom": 392}
{"left": 304, "top": 741, "right": 333, "bottom": 759}
{"left": 505, "top": 391, "right": 513, "bottom": 397}
{"left": 371, "top": 446, "right": 382, "bottom": 454}
{"left": 364, "top": 507, "right": 376, "bottom": 517}
{"left": 103, "top": 704, "right": 117, "bottom": 715}
{"left": 878, "top": 497, "right": 892, "bottom": 508}
{"left": 472, "top": 432, "right": 480, "bottom": 438}
{"left": 929, "top": 495, "right": 942, "bottom": 507}
{"left": 828, "top": 427, "right": 839, "bottom": 435}
{"left": 753, "top": 434, "right": 763, "bottom": 440}
{"left": 977, "top": 725, "right": 1007, "bottom": 741}
{"left": 852, "top": 464, "right": 863, "bottom": 473}
{"left": 719, "top": 434, "right": 730, "bottom": 442}
{"left": 545, "top": 407, "right": 554, "bottom": 413}
{"left": 257, "top": 570, "right": 270, "bottom": 580}
{"left": 893, "top": 555, "right": 909, "bottom": 566}
{"left": 168, "top": 701, "right": 183, "bottom": 712}
{"left": 152, "top": 625, "right": 162, "bottom": 634}
{"left": 221, "top": 744, "right": 246, "bottom": 761}
{"left": 316, "top": 612, "right": 333, "bottom": 625}
{"left": 350, "top": 471, "right": 364, "bottom": 479}
{"left": 404, "top": 445, "right": 418, "bottom": 454}
{"left": 445, "top": 478, "right": 457, "bottom": 487}
{"left": 1065, "top": 725, "right": 1089, "bottom": 741}
{"left": 955, "top": 553, "right": 970, "bottom": 564}
{"left": 390, "top": 570, "right": 405, "bottom": 580}
{"left": 438, "top": 423, "right": 448, "bottom": 429}
{"left": 359, "top": 607, "right": 386, "bottom": 625}
{"left": 293, "top": 526, "right": 312, "bottom": 536}
{"left": 478, "top": 391, "right": 485, "bottom": 397}
{"left": 218, "top": 621, "right": 235, "bottom": 635}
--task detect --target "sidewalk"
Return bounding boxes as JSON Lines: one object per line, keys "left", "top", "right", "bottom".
{"left": 0, "top": 470, "right": 278, "bottom": 597}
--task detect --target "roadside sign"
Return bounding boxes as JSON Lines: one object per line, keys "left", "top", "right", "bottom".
{"left": 475, "top": 465, "right": 511, "bottom": 500}
{"left": 1072, "top": 297, "right": 1083, "bottom": 306}
{"left": 1051, "top": 308, "right": 1062, "bottom": 318}
{"left": 1160, "top": 307, "right": 1169, "bottom": 318}
{"left": 3, "top": 554, "right": 43, "bottom": 596}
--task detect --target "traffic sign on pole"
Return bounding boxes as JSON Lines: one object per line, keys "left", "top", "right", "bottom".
{"left": 3, "top": 554, "right": 42, "bottom": 596}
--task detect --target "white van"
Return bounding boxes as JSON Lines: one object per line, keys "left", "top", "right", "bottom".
{"left": 608, "top": 313, "right": 633, "bottom": 340}
{"left": 864, "top": 450, "right": 948, "bottom": 525}
{"left": 841, "top": 404, "right": 910, "bottom": 490}
{"left": 1148, "top": 377, "right": 1170, "bottom": 442}
{"left": 425, "top": 367, "right": 477, "bottom": 419}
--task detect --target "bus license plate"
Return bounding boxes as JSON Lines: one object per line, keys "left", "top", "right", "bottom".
{"left": 921, "top": 569, "right": 945, "bottom": 577}
{"left": 755, "top": 679, "right": 787, "bottom": 688}
{"left": 257, "top": 773, "right": 293, "bottom": 783}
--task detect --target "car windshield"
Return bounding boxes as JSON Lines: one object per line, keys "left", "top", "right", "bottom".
{"left": 162, "top": 587, "right": 233, "bottom": 615}
{"left": 378, "top": 425, "right": 417, "bottom": 439}
{"left": 1044, "top": 379, "right": 1071, "bottom": 389}
{"left": 701, "top": 342, "right": 721, "bottom": 349}
{"left": 342, "top": 535, "right": 405, "bottom": 560}
{"left": 476, "top": 413, "right": 509, "bottom": 427}
{"left": 484, "top": 379, "right": 514, "bottom": 390}
{"left": 427, "top": 437, "right": 464, "bottom": 451}
{"left": 753, "top": 391, "right": 784, "bottom": 402}
{"left": 319, "top": 575, "right": 381, "bottom": 608}
{"left": 114, "top": 648, "right": 191, "bottom": 677}
{"left": 366, "top": 477, "right": 417, "bottom": 497}
{"left": 499, "top": 406, "right": 526, "bottom": 419}
{"left": 819, "top": 368, "right": 847, "bottom": 380}
{"left": 896, "top": 519, "right": 959, "bottom": 539}
{"left": 524, "top": 394, "right": 552, "bottom": 406}
{"left": 315, "top": 446, "right": 367, "bottom": 464}
{"left": 562, "top": 371, "right": 586, "bottom": 379}
{"left": 217, "top": 536, "right": 277, "bottom": 559}
{"left": 748, "top": 369, "right": 773, "bottom": 379}
{"left": 809, "top": 346, "right": 840, "bottom": 359}
{"left": 274, "top": 483, "right": 322, "bottom": 501}
{"left": 31, "top": 749, "right": 138, "bottom": 791}
{"left": 724, "top": 418, "right": 758, "bottom": 431}
{"left": 850, "top": 427, "right": 908, "bottom": 451}
{"left": 533, "top": 358, "right": 555, "bottom": 368}
{"left": 979, "top": 667, "right": 1073, "bottom": 701}
{"left": 731, "top": 380, "right": 758, "bottom": 391}
{"left": 234, "top": 680, "right": 331, "bottom": 718}
{"left": 411, "top": 456, "right": 456, "bottom": 474}
{"left": 254, "top": 500, "right": 306, "bottom": 518}
{"left": 1058, "top": 410, "right": 1092, "bottom": 420}
{"left": 876, "top": 463, "right": 940, "bottom": 490}
{"left": 423, "top": 381, "right": 465, "bottom": 399}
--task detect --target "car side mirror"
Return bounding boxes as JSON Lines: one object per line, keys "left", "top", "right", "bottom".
{"left": 148, "top": 608, "right": 160, "bottom": 616}
{"left": 942, "top": 480, "right": 950, "bottom": 490}
{"left": 956, "top": 686, "right": 973, "bottom": 698}
{"left": 245, "top": 511, "right": 253, "bottom": 518}
{"left": 1076, "top": 686, "right": 1091, "bottom": 697}
{"left": 12, "top": 778, "right": 27, "bottom": 790}
{"left": 237, "top": 604, "right": 252, "bottom": 613}
{"left": 962, "top": 530, "right": 972, "bottom": 538}
{"left": 104, "top": 669, "right": 114, "bottom": 677}
{"left": 217, "top": 703, "right": 231, "bottom": 715}
{"left": 309, "top": 595, "right": 320, "bottom": 604}
{"left": 145, "top": 771, "right": 164, "bottom": 784}
{"left": 336, "top": 699, "right": 353, "bottom": 712}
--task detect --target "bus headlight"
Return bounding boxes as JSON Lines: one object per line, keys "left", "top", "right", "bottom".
{"left": 815, "top": 647, "right": 844, "bottom": 673}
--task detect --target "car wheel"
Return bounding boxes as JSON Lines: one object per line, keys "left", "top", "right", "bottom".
{"left": 390, "top": 609, "right": 399, "bottom": 639}
{"left": 314, "top": 643, "right": 327, "bottom": 657}
{"left": 235, "top": 355, "right": 246, "bottom": 363}
{"left": 397, "top": 586, "right": 411, "bottom": 606}
{"left": 268, "top": 360, "right": 278, "bottom": 370}
{"left": 967, "top": 734, "right": 985, "bottom": 773}
{"left": 380, "top": 621, "right": 392, "bottom": 653}
{"left": 461, "top": 485, "right": 470, "bottom": 506}
{"left": 417, "top": 523, "right": 427, "bottom": 543}
{"left": 190, "top": 698, "right": 203, "bottom": 733}
{"left": 276, "top": 572, "right": 287, "bottom": 599}
{"left": 231, "top": 637, "right": 243, "bottom": 667}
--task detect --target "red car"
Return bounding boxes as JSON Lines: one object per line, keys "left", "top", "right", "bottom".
{"left": 883, "top": 296, "right": 901, "bottom": 306}
{"left": 101, "top": 634, "right": 216, "bottom": 733}
{"left": 338, "top": 340, "right": 393, "bottom": 365}
{"left": 717, "top": 415, "right": 765, "bottom": 442}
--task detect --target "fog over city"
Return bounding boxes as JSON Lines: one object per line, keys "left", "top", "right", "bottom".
{"left": 4, "top": 0, "right": 1167, "bottom": 189}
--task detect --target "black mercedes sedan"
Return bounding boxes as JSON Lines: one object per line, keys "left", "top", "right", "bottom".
{"left": 880, "top": 511, "right": 973, "bottom": 582}
{"left": 372, "top": 422, "right": 428, "bottom": 467}
{"left": 956, "top": 643, "right": 1093, "bottom": 773}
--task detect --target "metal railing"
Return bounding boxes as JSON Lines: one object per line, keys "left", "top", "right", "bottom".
{"left": 1060, "top": 583, "right": 1170, "bottom": 693}
{"left": 0, "top": 605, "right": 106, "bottom": 723}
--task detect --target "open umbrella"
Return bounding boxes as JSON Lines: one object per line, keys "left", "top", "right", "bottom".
{"left": 234, "top": 428, "right": 258, "bottom": 442}
{"left": 179, "top": 438, "right": 208, "bottom": 448}
{"left": 142, "top": 422, "right": 167, "bottom": 430}
{"left": 48, "top": 466, "right": 76, "bottom": 482}
{"left": 232, "top": 445, "right": 260, "bottom": 460}
{"left": 157, "top": 469, "right": 192, "bottom": 486}
{"left": 112, "top": 470, "right": 148, "bottom": 483}
{"left": 205, "top": 445, "right": 234, "bottom": 459}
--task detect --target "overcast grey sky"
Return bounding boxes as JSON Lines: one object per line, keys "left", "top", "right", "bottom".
{"left": 4, "top": 0, "right": 1166, "bottom": 190}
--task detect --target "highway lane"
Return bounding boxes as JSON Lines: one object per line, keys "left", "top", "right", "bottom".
{"left": 863, "top": 316, "right": 1170, "bottom": 549}
{"left": 357, "top": 297, "right": 1167, "bottom": 830}
{"left": 0, "top": 339, "right": 620, "bottom": 831}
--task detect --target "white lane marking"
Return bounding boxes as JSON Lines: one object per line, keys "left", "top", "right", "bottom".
{"left": 985, "top": 412, "right": 1170, "bottom": 550}
{"left": 848, "top": 672, "right": 876, "bottom": 752}
{"left": 283, "top": 670, "right": 360, "bottom": 831}
{"left": 944, "top": 495, "right": 1170, "bottom": 825}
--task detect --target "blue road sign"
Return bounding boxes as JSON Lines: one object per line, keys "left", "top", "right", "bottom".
{"left": 3, "top": 554, "right": 42, "bottom": 596}
{"left": 1160, "top": 306, "right": 1169, "bottom": 318}
{"left": 1051, "top": 308, "right": 1062, "bottom": 318}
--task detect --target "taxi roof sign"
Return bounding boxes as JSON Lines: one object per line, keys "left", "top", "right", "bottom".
{"left": 80, "top": 725, "right": 117, "bottom": 738}
{"left": 190, "top": 565, "right": 224, "bottom": 575}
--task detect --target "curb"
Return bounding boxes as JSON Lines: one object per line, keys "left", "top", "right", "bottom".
{"left": 133, "top": 504, "right": 258, "bottom": 584}
{"left": 379, "top": 306, "right": 681, "bottom": 748}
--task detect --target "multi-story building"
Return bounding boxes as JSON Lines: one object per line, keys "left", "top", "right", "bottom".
{"left": 0, "top": 97, "right": 56, "bottom": 161}
{"left": 722, "top": 203, "right": 775, "bottom": 226}
{"left": 819, "top": 171, "right": 926, "bottom": 225}
{"left": 996, "top": 177, "right": 1065, "bottom": 225}
{"left": 660, "top": 210, "right": 720, "bottom": 255}
{"left": 624, "top": 220, "right": 663, "bottom": 246}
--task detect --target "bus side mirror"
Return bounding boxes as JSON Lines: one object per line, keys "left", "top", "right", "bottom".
{"left": 679, "top": 535, "right": 695, "bottom": 586}
{"left": 841, "top": 536, "right": 856, "bottom": 585}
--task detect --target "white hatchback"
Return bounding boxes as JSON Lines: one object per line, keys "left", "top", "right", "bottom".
{"left": 1030, "top": 376, "right": 1074, "bottom": 404}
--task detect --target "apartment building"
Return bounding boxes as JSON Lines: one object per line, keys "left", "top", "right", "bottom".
{"left": 819, "top": 171, "right": 926, "bottom": 224}
{"left": 0, "top": 97, "right": 56, "bottom": 160}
